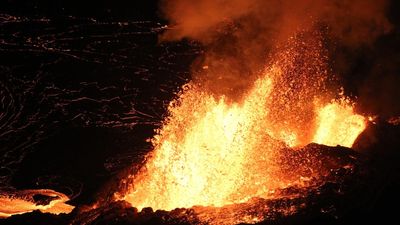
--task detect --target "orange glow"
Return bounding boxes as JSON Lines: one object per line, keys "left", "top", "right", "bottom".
{"left": 313, "top": 99, "right": 366, "bottom": 148}
{"left": 119, "top": 75, "right": 283, "bottom": 211}
{"left": 0, "top": 189, "right": 74, "bottom": 218}
{"left": 117, "top": 35, "right": 367, "bottom": 215}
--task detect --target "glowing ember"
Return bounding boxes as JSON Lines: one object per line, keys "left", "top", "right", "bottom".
{"left": 117, "top": 34, "right": 367, "bottom": 214}
{"left": 0, "top": 189, "right": 74, "bottom": 218}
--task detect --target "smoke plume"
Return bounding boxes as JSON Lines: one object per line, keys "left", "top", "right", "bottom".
{"left": 160, "top": 0, "right": 390, "bottom": 45}
{"left": 158, "top": 0, "right": 393, "bottom": 106}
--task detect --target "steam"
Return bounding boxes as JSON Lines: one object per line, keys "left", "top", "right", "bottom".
{"left": 161, "top": 0, "right": 390, "bottom": 45}
{"left": 158, "top": 0, "right": 392, "bottom": 100}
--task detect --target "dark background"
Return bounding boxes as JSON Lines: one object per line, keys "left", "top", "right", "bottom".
{"left": 2, "top": 0, "right": 160, "bottom": 20}
{"left": 1, "top": 0, "right": 199, "bottom": 205}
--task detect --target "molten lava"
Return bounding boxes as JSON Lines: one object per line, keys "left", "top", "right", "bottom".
{"left": 117, "top": 34, "right": 367, "bottom": 214}
{"left": 313, "top": 98, "right": 367, "bottom": 147}
{"left": 0, "top": 189, "right": 74, "bottom": 218}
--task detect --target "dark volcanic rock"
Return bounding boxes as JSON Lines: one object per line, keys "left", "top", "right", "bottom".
{"left": 0, "top": 211, "right": 71, "bottom": 225}
{"left": 71, "top": 201, "right": 197, "bottom": 225}
{"left": 32, "top": 193, "right": 59, "bottom": 206}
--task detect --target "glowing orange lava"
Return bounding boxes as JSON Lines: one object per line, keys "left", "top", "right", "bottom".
{"left": 117, "top": 34, "right": 367, "bottom": 213}
{"left": 313, "top": 98, "right": 367, "bottom": 147}
{"left": 0, "top": 189, "right": 74, "bottom": 218}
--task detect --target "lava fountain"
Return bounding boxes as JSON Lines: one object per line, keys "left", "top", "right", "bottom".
{"left": 116, "top": 32, "right": 366, "bottom": 216}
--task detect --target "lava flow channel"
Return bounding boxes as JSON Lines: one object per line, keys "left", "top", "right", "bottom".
{"left": 0, "top": 189, "right": 74, "bottom": 218}
{"left": 117, "top": 34, "right": 367, "bottom": 213}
